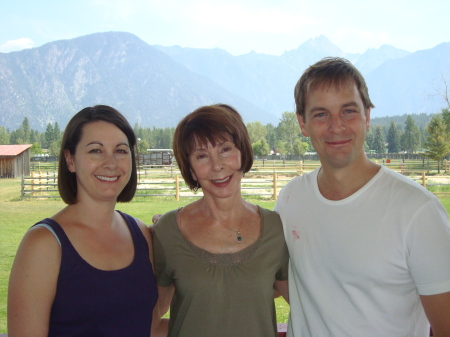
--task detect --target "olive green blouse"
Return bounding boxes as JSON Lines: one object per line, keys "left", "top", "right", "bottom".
{"left": 153, "top": 206, "right": 289, "bottom": 337}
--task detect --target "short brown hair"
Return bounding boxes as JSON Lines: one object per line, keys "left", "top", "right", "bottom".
{"left": 294, "top": 57, "right": 374, "bottom": 119}
{"left": 173, "top": 104, "right": 253, "bottom": 190}
{"left": 58, "top": 105, "right": 137, "bottom": 204}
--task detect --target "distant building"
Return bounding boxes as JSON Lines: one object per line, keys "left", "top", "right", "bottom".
{"left": 141, "top": 149, "right": 174, "bottom": 166}
{"left": 0, "top": 145, "right": 32, "bottom": 178}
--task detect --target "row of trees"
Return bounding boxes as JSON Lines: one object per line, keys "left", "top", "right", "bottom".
{"left": 1, "top": 109, "right": 449, "bottom": 169}
{"left": 367, "top": 109, "right": 450, "bottom": 171}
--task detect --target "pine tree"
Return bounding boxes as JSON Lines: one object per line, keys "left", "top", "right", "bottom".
{"left": 401, "top": 116, "right": 421, "bottom": 153}
{"left": 442, "top": 108, "right": 450, "bottom": 133}
{"left": 0, "top": 126, "right": 10, "bottom": 145}
{"left": 44, "top": 123, "right": 54, "bottom": 148}
{"left": 21, "top": 117, "right": 31, "bottom": 144}
{"left": 373, "top": 125, "right": 386, "bottom": 154}
{"left": 422, "top": 114, "right": 450, "bottom": 173}
{"left": 138, "top": 139, "right": 149, "bottom": 154}
{"left": 265, "top": 123, "right": 278, "bottom": 152}
{"left": 53, "top": 123, "right": 61, "bottom": 143}
{"left": 386, "top": 121, "right": 401, "bottom": 153}
{"left": 365, "top": 127, "right": 374, "bottom": 151}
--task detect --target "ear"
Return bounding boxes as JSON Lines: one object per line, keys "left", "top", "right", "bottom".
{"left": 64, "top": 149, "right": 75, "bottom": 173}
{"left": 296, "top": 114, "right": 309, "bottom": 137}
{"left": 365, "top": 108, "right": 371, "bottom": 131}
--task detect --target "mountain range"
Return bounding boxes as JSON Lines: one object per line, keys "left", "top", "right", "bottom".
{"left": 0, "top": 31, "right": 448, "bottom": 131}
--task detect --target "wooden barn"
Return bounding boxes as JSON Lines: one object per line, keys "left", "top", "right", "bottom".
{"left": 0, "top": 144, "right": 32, "bottom": 178}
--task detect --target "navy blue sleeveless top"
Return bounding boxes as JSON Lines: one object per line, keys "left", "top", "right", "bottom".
{"left": 33, "top": 211, "right": 158, "bottom": 337}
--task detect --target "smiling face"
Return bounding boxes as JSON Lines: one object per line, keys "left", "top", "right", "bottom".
{"left": 298, "top": 81, "right": 370, "bottom": 170}
{"left": 189, "top": 137, "right": 243, "bottom": 200}
{"left": 65, "top": 121, "right": 132, "bottom": 203}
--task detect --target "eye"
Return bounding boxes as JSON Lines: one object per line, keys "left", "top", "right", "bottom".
{"left": 116, "top": 149, "right": 129, "bottom": 154}
{"left": 342, "top": 109, "right": 359, "bottom": 120}
{"left": 222, "top": 146, "right": 232, "bottom": 152}
{"left": 220, "top": 141, "right": 235, "bottom": 152}
{"left": 89, "top": 148, "right": 101, "bottom": 154}
{"left": 313, "top": 112, "right": 326, "bottom": 118}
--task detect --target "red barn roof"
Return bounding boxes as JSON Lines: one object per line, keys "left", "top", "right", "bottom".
{"left": 0, "top": 144, "right": 32, "bottom": 156}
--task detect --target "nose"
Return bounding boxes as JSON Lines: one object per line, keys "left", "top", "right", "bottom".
{"left": 211, "top": 155, "right": 223, "bottom": 172}
{"left": 328, "top": 115, "right": 345, "bottom": 134}
{"left": 103, "top": 152, "right": 118, "bottom": 169}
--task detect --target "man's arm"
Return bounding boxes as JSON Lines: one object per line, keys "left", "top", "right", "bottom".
{"left": 274, "top": 280, "right": 289, "bottom": 303}
{"left": 420, "top": 292, "right": 450, "bottom": 337}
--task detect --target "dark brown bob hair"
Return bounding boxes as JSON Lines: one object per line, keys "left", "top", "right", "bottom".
{"left": 58, "top": 105, "right": 137, "bottom": 204}
{"left": 173, "top": 104, "right": 253, "bottom": 190}
{"left": 294, "top": 57, "right": 375, "bottom": 119}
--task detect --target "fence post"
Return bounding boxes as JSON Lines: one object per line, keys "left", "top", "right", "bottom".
{"left": 422, "top": 172, "right": 426, "bottom": 188}
{"left": 299, "top": 161, "right": 303, "bottom": 175}
{"left": 175, "top": 175, "right": 180, "bottom": 201}
{"left": 273, "top": 173, "right": 278, "bottom": 200}
{"left": 21, "top": 170, "right": 24, "bottom": 200}
{"left": 31, "top": 171, "right": 36, "bottom": 192}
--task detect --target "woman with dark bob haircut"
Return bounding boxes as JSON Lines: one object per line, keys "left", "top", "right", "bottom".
{"left": 8, "top": 105, "right": 166, "bottom": 337}
{"left": 152, "top": 104, "right": 289, "bottom": 337}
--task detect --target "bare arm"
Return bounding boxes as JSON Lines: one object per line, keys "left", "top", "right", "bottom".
{"left": 274, "top": 280, "right": 289, "bottom": 304}
{"left": 137, "top": 218, "right": 174, "bottom": 337}
{"left": 150, "top": 285, "right": 175, "bottom": 337}
{"left": 7, "top": 227, "right": 61, "bottom": 337}
{"left": 420, "top": 292, "right": 450, "bottom": 337}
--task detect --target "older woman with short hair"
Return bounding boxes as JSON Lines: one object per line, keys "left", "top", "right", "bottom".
{"left": 153, "top": 104, "right": 289, "bottom": 337}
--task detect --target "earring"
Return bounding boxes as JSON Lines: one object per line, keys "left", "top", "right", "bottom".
{"left": 193, "top": 181, "right": 200, "bottom": 192}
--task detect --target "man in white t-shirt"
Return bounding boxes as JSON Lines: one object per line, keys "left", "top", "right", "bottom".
{"left": 275, "top": 57, "right": 450, "bottom": 337}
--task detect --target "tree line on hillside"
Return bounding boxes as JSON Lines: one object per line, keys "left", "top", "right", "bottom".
{"left": 1, "top": 109, "right": 449, "bottom": 170}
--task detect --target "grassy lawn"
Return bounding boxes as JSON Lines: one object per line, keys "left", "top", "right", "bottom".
{"left": 0, "top": 179, "right": 284, "bottom": 333}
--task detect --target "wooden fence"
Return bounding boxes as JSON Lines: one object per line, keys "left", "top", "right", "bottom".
{"left": 21, "top": 161, "right": 450, "bottom": 200}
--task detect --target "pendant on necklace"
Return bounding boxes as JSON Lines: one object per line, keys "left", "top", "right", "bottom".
{"left": 237, "top": 231, "right": 242, "bottom": 242}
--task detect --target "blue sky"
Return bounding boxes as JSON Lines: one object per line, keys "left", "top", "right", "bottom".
{"left": 1, "top": 0, "right": 449, "bottom": 55}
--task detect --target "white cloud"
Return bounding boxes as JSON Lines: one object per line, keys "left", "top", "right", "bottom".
{"left": 0, "top": 38, "right": 35, "bottom": 53}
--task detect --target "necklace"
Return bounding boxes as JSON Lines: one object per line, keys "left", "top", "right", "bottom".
{"left": 206, "top": 202, "right": 246, "bottom": 242}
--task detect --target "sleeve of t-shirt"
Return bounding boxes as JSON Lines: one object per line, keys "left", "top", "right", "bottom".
{"left": 270, "top": 207, "right": 289, "bottom": 281}
{"left": 276, "top": 248, "right": 289, "bottom": 281}
{"left": 407, "top": 198, "right": 450, "bottom": 295}
{"left": 152, "top": 218, "right": 173, "bottom": 287}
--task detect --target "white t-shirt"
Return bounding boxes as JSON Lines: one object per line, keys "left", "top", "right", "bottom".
{"left": 275, "top": 166, "right": 450, "bottom": 337}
